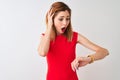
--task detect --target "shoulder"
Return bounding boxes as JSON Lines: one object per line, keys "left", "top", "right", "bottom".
{"left": 73, "top": 31, "right": 78, "bottom": 37}
{"left": 73, "top": 31, "right": 78, "bottom": 34}
{"left": 73, "top": 31, "right": 83, "bottom": 37}
{"left": 77, "top": 32, "right": 90, "bottom": 44}
{"left": 72, "top": 31, "right": 78, "bottom": 42}
{"left": 73, "top": 31, "right": 87, "bottom": 43}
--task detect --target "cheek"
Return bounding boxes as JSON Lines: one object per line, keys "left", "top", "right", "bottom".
{"left": 54, "top": 20, "right": 61, "bottom": 27}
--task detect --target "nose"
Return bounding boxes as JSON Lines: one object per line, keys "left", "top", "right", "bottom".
{"left": 62, "top": 19, "right": 67, "bottom": 26}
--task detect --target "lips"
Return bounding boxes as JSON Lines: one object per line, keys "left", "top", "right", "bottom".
{"left": 61, "top": 27, "right": 66, "bottom": 32}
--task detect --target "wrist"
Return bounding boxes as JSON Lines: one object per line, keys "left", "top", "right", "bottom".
{"left": 87, "top": 55, "right": 95, "bottom": 64}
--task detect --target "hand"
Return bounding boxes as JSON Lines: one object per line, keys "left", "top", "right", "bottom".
{"left": 47, "top": 10, "right": 55, "bottom": 29}
{"left": 44, "top": 10, "right": 55, "bottom": 40}
{"left": 71, "top": 56, "right": 91, "bottom": 71}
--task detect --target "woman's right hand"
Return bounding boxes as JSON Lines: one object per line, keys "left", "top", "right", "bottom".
{"left": 47, "top": 10, "right": 54, "bottom": 30}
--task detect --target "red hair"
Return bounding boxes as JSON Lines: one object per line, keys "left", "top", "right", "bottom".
{"left": 46, "top": 2, "right": 73, "bottom": 41}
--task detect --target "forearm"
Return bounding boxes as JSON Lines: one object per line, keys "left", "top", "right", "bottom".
{"left": 89, "top": 48, "right": 109, "bottom": 61}
{"left": 38, "top": 29, "right": 51, "bottom": 57}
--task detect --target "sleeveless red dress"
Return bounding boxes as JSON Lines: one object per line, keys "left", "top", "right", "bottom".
{"left": 46, "top": 32, "right": 78, "bottom": 80}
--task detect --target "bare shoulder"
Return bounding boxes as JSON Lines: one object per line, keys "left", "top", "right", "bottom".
{"left": 77, "top": 33, "right": 103, "bottom": 51}
{"left": 77, "top": 33, "right": 89, "bottom": 43}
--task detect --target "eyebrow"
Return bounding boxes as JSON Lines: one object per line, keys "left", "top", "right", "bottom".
{"left": 60, "top": 16, "right": 70, "bottom": 18}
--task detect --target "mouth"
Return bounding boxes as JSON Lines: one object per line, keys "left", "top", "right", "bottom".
{"left": 61, "top": 27, "right": 66, "bottom": 32}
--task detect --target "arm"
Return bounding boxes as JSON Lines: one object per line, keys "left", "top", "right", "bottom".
{"left": 77, "top": 33, "right": 109, "bottom": 61}
{"left": 37, "top": 10, "right": 54, "bottom": 57}
{"left": 71, "top": 33, "right": 109, "bottom": 71}
{"left": 37, "top": 30, "right": 51, "bottom": 57}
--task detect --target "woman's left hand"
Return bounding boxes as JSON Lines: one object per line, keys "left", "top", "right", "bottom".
{"left": 71, "top": 56, "right": 91, "bottom": 71}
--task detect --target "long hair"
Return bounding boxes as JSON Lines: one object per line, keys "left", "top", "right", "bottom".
{"left": 46, "top": 2, "right": 73, "bottom": 41}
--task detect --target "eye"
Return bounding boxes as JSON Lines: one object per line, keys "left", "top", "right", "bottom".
{"left": 66, "top": 18, "right": 70, "bottom": 21}
{"left": 59, "top": 18, "right": 63, "bottom": 21}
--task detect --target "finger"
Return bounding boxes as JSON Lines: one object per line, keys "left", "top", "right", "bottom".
{"left": 76, "top": 62, "right": 79, "bottom": 70}
{"left": 48, "top": 12, "right": 55, "bottom": 21}
{"left": 48, "top": 9, "right": 55, "bottom": 17}
{"left": 50, "top": 12, "right": 55, "bottom": 19}
{"left": 73, "top": 61, "right": 79, "bottom": 71}
{"left": 72, "top": 61, "right": 78, "bottom": 72}
{"left": 74, "top": 61, "right": 79, "bottom": 70}
{"left": 79, "top": 57, "right": 87, "bottom": 61}
{"left": 48, "top": 8, "right": 53, "bottom": 15}
{"left": 71, "top": 63, "right": 75, "bottom": 72}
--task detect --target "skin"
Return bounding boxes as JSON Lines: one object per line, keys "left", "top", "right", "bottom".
{"left": 37, "top": 10, "right": 109, "bottom": 72}
{"left": 54, "top": 10, "right": 70, "bottom": 35}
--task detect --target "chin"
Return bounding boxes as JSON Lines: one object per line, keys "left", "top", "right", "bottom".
{"left": 57, "top": 32, "right": 63, "bottom": 35}
{"left": 61, "top": 32, "right": 64, "bottom": 34}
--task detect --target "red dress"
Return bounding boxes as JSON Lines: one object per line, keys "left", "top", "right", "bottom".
{"left": 46, "top": 32, "right": 78, "bottom": 80}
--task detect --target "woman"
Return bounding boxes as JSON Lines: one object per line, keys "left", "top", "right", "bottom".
{"left": 38, "top": 1, "right": 109, "bottom": 80}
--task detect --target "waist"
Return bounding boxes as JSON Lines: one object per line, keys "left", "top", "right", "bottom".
{"left": 47, "top": 70, "right": 78, "bottom": 80}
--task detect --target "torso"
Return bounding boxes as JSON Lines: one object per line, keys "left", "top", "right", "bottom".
{"left": 46, "top": 32, "right": 78, "bottom": 80}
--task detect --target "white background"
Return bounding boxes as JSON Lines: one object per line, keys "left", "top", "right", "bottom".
{"left": 0, "top": 0, "right": 120, "bottom": 80}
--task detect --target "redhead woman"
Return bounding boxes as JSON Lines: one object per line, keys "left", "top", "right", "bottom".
{"left": 38, "top": 1, "right": 109, "bottom": 80}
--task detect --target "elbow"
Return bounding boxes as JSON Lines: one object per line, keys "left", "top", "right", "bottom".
{"left": 104, "top": 48, "right": 109, "bottom": 56}
{"left": 94, "top": 48, "right": 109, "bottom": 60}
{"left": 37, "top": 49, "right": 47, "bottom": 57}
{"left": 101, "top": 48, "right": 109, "bottom": 57}
{"left": 39, "top": 52, "right": 47, "bottom": 57}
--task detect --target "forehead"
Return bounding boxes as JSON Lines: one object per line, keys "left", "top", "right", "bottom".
{"left": 55, "top": 10, "right": 70, "bottom": 17}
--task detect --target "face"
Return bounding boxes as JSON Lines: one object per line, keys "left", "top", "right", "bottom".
{"left": 54, "top": 10, "right": 70, "bottom": 35}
